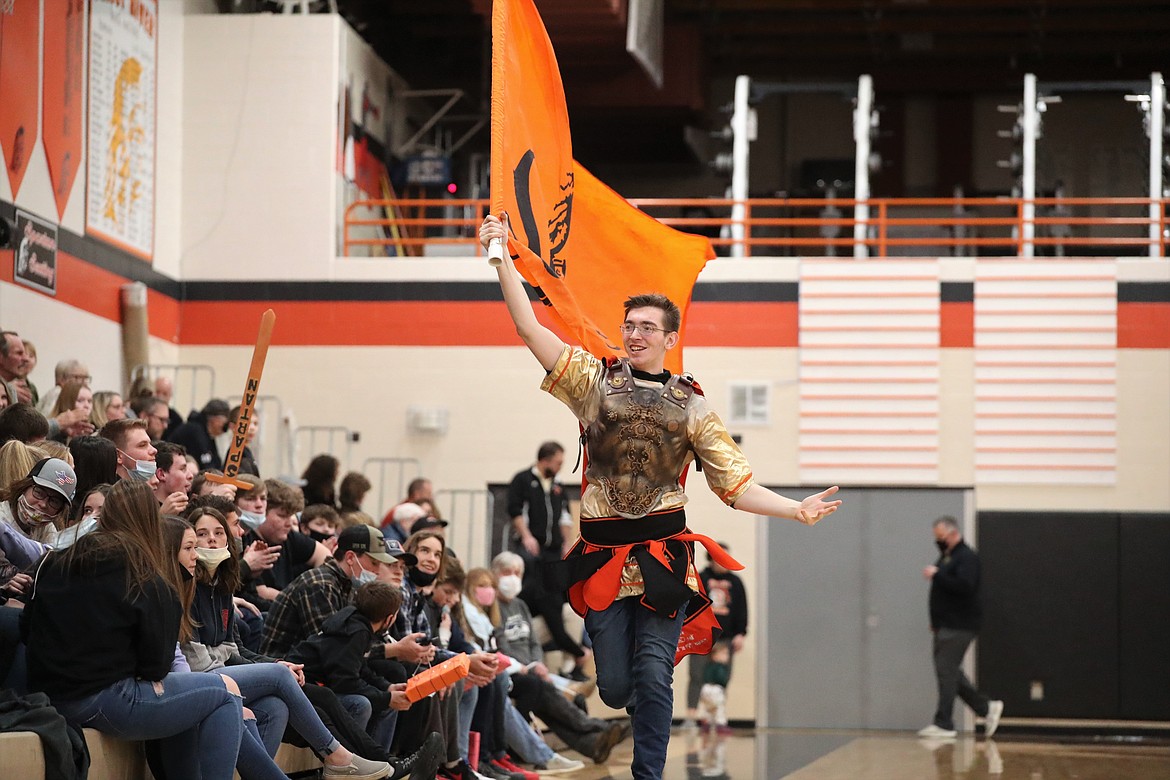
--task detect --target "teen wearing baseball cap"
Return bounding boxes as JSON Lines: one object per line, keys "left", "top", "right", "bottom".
{"left": 0, "top": 457, "right": 77, "bottom": 565}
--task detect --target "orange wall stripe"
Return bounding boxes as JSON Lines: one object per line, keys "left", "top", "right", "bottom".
{"left": 1117, "top": 302, "right": 1170, "bottom": 348}
{"left": 686, "top": 301, "right": 798, "bottom": 347}
{"left": 940, "top": 301, "right": 973, "bottom": 347}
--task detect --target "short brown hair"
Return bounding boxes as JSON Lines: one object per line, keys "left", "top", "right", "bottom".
{"left": 264, "top": 478, "right": 304, "bottom": 514}
{"left": 99, "top": 418, "right": 147, "bottom": 452}
{"left": 302, "top": 503, "right": 340, "bottom": 526}
{"left": 234, "top": 473, "right": 266, "bottom": 503}
{"left": 354, "top": 582, "right": 401, "bottom": 624}
{"left": 624, "top": 293, "right": 681, "bottom": 333}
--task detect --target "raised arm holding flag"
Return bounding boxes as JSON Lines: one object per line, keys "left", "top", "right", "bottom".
{"left": 486, "top": 1, "right": 839, "bottom": 776}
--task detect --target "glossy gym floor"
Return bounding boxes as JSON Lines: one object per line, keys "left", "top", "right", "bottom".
{"left": 560, "top": 725, "right": 1170, "bottom": 779}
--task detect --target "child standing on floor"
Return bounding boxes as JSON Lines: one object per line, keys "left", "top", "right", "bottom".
{"left": 699, "top": 642, "right": 732, "bottom": 733}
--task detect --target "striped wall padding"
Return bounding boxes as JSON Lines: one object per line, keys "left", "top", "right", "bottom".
{"left": 798, "top": 260, "right": 941, "bottom": 485}
{"left": 974, "top": 261, "right": 1117, "bottom": 485}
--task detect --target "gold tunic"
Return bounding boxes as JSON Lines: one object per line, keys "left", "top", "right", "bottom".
{"left": 541, "top": 346, "right": 754, "bottom": 598}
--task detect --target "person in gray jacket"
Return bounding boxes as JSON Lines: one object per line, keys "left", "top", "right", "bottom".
{"left": 491, "top": 551, "right": 629, "bottom": 764}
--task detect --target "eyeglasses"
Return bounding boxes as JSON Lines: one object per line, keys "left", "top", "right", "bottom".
{"left": 65, "top": 374, "right": 92, "bottom": 384}
{"left": 619, "top": 322, "right": 672, "bottom": 336}
{"left": 30, "top": 485, "right": 66, "bottom": 512}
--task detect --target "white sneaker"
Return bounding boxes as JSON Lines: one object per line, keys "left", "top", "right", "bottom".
{"left": 984, "top": 699, "right": 1004, "bottom": 738}
{"left": 536, "top": 753, "right": 585, "bottom": 775}
{"left": 917, "top": 724, "right": 958, "bottom": 738}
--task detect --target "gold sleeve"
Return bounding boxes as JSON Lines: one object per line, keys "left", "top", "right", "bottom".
{"left": 539, "top": 346, "right": 604, "bottom": 423}
{"left": 689, "top": 396, "right": 754, "bottom": 505}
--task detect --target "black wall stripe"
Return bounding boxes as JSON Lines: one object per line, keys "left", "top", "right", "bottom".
{"left": 1118, "top": 281, "right": 1170, "bottom": 303}
{"left": 941, "top": 281, "right": 974, "bottom": 302}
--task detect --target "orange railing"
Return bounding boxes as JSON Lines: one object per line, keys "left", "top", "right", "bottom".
{"left": 343, "top": 196, "right": 1168, "bottom": 258}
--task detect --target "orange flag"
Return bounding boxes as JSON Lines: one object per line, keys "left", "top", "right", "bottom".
{"left": 490, "top": 0, "right": 714, "bottom": 374}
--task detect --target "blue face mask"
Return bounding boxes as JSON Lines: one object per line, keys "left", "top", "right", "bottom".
{"left": 351, "top": 567, "right": 377, "bottom": 589}
{"left": 126, "top": 459, "right": 156, "bottom": 482}
{"left": 239, "top": 510, "right": 265, "bottom": 532}
{"left": 52, "top": 517, "right": 99, "bottom": 549}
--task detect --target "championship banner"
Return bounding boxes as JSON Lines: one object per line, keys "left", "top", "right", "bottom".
{"left": 490, "top": 0, "right": 713, "bottom": 375}
{"left": 43, "top": 0, "right": 86, "bottom": 220}
{"left": 86, "top": 0, "right": 157, "bottom": 260}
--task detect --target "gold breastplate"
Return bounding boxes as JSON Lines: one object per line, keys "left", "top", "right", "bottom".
{"left": 585, "top": 360, "right": 697, "bottom": 519}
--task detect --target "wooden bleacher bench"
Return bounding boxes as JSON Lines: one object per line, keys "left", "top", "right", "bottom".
{"left": 0, "top": 728, "right": 322, "bottom": 778}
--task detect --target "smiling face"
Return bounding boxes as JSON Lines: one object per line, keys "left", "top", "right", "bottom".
{"left": 178, "top": 528, "right": 198, "bottom": 576}
{"left": 413, "top": 536, "right": 444, "bottom": 576}
{"left": 621, "top": 306, "right": 678, "bottom": 373}
{"left": 193, "top": 513, "right": 228, "bottom": 550}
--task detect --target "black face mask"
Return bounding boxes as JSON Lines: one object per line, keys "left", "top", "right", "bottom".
{"left": 541, "top": 467, "right": 556, "bottom": 479}
{"left": 409, "top": 568, "right": 437, "bottom": 587}
{"left": 307, "top": 529, "right": 334, "bottom": 544}
{"left": 935, "top": 540, "right": 949, "bottom": 554}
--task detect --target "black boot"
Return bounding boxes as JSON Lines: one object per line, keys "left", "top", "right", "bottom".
{"left": 389, "top": 731, "right": 443, "bottom": 780}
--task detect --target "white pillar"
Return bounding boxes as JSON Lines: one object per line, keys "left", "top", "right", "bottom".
{"left": 1021, "top": 74, "right": 1038, "bottom": 258}
{"left": 1150, "top": 72, "right": 1165, "bottom": 258}
{"left": 853, "top": 75, "right": 873, "bottom": 258}
{"left": 730, "top": 75, "right": 751, "bottom": 258}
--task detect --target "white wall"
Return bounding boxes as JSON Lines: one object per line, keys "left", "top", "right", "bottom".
{"left": 1, "top": 280, "right": 178, "bottom": 396}
{"left": 181, "top": 15, "right": 340, "bottom": 280}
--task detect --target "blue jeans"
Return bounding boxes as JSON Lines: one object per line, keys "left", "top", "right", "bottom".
{"left": 53, "top": 673, "right": 243, "bottom": 780}
{"left": 503, "top": 696, "right": 554, "bottom": 765}
{"left": 586, "top": 596, "right": 685, "bottom": 780}
{"left": 338, "top": 693, "right": 397, "bottom": 752}
{"left": 220, "top": 663, "right": 341, "bottom": 757}
{"left": 459, "top": 683, "right": 478, "bottom": 761}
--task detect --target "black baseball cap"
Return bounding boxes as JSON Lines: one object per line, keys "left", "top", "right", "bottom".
{"left": 337, "top": 525, "right": 417, "bottom": 565}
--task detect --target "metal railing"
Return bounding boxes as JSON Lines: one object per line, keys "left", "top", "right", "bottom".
{"left": 292, "top": 426, "right": 356, "bottom": 474}
{"left": 225, "top": 394, "right": 288, "bottom": 480}
{"left": 361, "top": 457, "right": 422, "bottom": 520}
{"left": 436, "top": 488, "right": 494, "bottom": 568}
{"left": 343, "top": 196, "right": 1169, "bottom": 258}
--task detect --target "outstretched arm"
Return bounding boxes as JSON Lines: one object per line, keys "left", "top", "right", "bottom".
{"left": 733, "top": 484, "right": 841, "bottom": 525}
{"left": 480, "top": 214, "right": 565, "bottom": 371}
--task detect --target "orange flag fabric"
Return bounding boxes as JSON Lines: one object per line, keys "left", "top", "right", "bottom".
{"left": 490, "top": 0, "right": 714, "bottom": 374}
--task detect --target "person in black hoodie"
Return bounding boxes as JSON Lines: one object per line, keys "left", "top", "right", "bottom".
{"left": 917, "top": 515, "right": 1003, "bottom": 739}
{"left": 685, "top": 542, "right": 749, "bottom": 727}
{"left": 289, "top": 582, "right": 413, "bottom": 753}
{"left": 21, "top": 479, "right": 245, "bottom": 779}
{"left": 167, "top": 398, "right": 230, "bottom": 472}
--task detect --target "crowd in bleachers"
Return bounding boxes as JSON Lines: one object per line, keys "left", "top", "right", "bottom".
{"left": 0, "top": 329, "right": 629, "bottom": 779}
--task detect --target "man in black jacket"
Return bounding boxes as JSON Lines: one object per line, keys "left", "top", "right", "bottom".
{"left": 506, "top": 441, "right": 590, "bottom": 680}
{"left": 918, "top": 515, "right": 1003, "bottom": 739}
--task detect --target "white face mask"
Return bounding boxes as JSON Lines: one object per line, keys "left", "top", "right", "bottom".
{"left": 497, "top": 574, "right": 523, "bottom": 601}
{"left": 52, "top": 517, "right": 99, "bottom": 549}
{"left": 18, "top": 494, "right": 57, "bottom": 526}
{"left": 195, "top": 546, "right": 232, "bottom": 573}
{"left": 238, "top": 510, "right": 265, "bottom": 532}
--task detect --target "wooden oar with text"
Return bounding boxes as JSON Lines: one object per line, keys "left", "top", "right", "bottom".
{"left": 206, "top": 309, "right": 276, "bottom": 490}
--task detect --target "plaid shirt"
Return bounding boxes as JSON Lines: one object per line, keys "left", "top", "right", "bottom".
{"left": 370, "top": 578, "right": 431, "bottom": 660}
{"left": 260, "top": 558, "right": 353, "bottom": 658}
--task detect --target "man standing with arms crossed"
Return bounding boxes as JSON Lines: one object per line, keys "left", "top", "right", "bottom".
{"left": 480, "top": 214, "right": 841, "bottom": 779}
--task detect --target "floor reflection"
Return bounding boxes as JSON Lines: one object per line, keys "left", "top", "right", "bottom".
{"left": 572, "top": 726, "right": 1170, "bottom": 779}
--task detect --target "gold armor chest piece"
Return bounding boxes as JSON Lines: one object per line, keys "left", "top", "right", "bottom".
{"left": 585, "top": 360, "right": 697, "bottom": 519}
